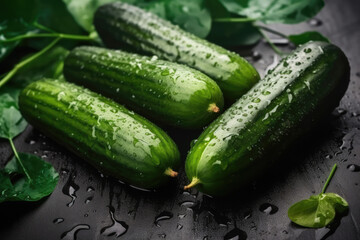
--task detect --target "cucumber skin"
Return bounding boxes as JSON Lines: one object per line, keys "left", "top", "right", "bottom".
{"left": 63, "top": 46, "right": 224, "bottom": 129}
{"left": 93, "top": 2, "right": 260, "bottom": 102}
{"left": 19, "top": 79, "right": 180, "bottom": 189}
{"left": 185, "top": 42, "right": 350, "bottom": 196}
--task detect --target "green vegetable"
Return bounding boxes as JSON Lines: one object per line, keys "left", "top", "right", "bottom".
{"left": 19, "top": 79, "right": 181, "bottom": 189}
{"left": 94, "top": 2, "right": 260, "bottom": 102}
{"left": 63, "top": 46, "right": 223, "bottom": 129}
{"left": 0, "top": 92, "right": 59, "bottom": 203}
{"left": 288, "top": 164, "right": 349, "bottom": 228}
{"left": 184, "top": 41, "right": 350, "bottom": 196}
{"left": 289, "top": 31, "right": 330, "bottom": 46}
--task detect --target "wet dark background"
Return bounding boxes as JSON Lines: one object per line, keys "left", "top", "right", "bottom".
{"left": 1, "top": 0, "right": 360, "bottom": 239}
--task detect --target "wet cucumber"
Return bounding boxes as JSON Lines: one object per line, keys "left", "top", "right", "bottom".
{"left": 19, "top": 79, "right": 180, "bottom": 189}
{"left": 94, "top": 2, "right": 260, "bottom": 102}
{"left": 184, "top": 42, "right": 350, "bottom": 196}
{"left": 63, "top": 46, "right": 224, "bottom": 129}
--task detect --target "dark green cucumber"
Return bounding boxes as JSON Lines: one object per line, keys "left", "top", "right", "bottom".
{"left": 19, "top": 79, "right": 180, "bottom": 189}
{"left": 63, "top": 46, "right": 224, "bottom": 129}
{"left": 93, "top": 2, "right": 260, "bottom": 102}
{"left": 184, "top": 42, "right": 350, "bottom": 196}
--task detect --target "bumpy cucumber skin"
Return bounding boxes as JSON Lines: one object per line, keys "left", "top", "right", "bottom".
{"left": 185, "top": 42, "right": 350, "bottom": 196}
{"left": 64, "top": 46, "right": 224, "bottom": 129}
{"left": 93, "top": 2, "right": 260, "bottom": 102}
{"left": 19, "top": 79, "right": 180, "bottom": 189}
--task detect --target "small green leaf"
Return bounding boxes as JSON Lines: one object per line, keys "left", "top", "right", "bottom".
{"left": 288, "top": 193, "right": 348, "bottom": 228}
{"left": 288, "top": 31, "right": 329, "bottom": 45}
{"left": 219, "top": 0, "right": 325, "bottom": 24}
{"left": 0, "top": 93, "right": 27, "bottom": 139}
{"left": 0, "top": 153, "right": 59, "bottom": 203}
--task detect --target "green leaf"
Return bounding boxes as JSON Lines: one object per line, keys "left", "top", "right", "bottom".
{"left": 0, "top": 0, "right": 39, "bottom": 23}
{"left": 0, "top": 19, "right": 36, "bottom": 62}
{"left": 0, "top": 153, "right": 59, "bottom": 203}
{"left": 0, "top": 86, "right": 22, "bottom": 107}
{"left": 288, "top": 193, "right": 348, "bottom": 228}
{"left": 10, "top": 46, "right": 69, "bottom": 88}
{"left": 208, "top": 22, "right": 260, "bottom": 46}
{"left": 0, "top": 0, "right": 39, "bottom": 62}
{"left": 219, "top": 0, "right": 325, "bottom": 24}
{"left": 61, "top": 0, "right": 119, "bottom": 32}
{"left": 206, "top": 0, "right": 260, "bottom": 46}
{"left": 164, "top": 0, "right": 211, "bottom": 38}
{"left": 0, "top": 93, "right": 27, "bottom": 139}
{"left": 288, "top": 31, "right": 329, "bottom": 46}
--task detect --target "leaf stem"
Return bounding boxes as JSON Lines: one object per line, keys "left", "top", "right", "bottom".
{"left": 256, "top": 27, "right": 285, "bottom": 56}
{"left": 322, "top": 164, "right": 337, "bottom": 194}
{"left": 33, "top": 21, "right": 56, "bottom": 33}
{"left": 9, "top": 138, "right": 31, "bottom": 181}
{"left": 0, "top": 38, "right": 60, "bottom": 89}
{"left": 0, "top": 33, "right": 95, "bottom": 43}
{"left": 213, "top": 17, "right": 257, "bottom": 23}
{"left": 255, "top": 25, "right": 288, "bottom": 39}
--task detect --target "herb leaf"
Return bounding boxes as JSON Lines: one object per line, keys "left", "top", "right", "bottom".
{"left": 288, "top": 164, "right": 349, "bottom": 228}
{"left": 0, "top": 153, "right": 59, "bottom": 203}
{"left": 219, "top": 0, "right": 325, "bottom": 24}
{"left": 288, "top": 193, "right": 348, "bottom": 228}
{"left": 288, "top": 31, "right": 329, "bottom": 46}
{"left": 0, "top": 93, "right": 27, "bottom": 139}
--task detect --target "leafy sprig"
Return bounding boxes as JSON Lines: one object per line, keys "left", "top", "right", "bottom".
{"left": 0, "top": 93, "right": 59, "bottom": 203}
{"left": 288, "top": 164, "right": 349, "bottom": 228}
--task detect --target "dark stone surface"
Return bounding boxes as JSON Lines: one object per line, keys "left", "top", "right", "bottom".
{"left": 1, "top": 0, "right": 360, "bottom": 239}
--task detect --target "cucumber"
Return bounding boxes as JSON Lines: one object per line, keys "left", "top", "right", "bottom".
{"left": 19, "top": 79, "right": 180, "bottom": 189}
{"left": 63, "top": 46, "right": 224, "bottom": 129}
{"left": 184, "top": 42, "right": 350, "bottom": 196}
{"left": 93, "top": 2, "right": 260, "bottom": 102}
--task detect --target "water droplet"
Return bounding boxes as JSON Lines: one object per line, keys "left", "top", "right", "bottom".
{"left": 101, "top": 206, "right": 128, "bottom": 237}
{"left": 53, "top": 218, "right": 64, "bottom": 224}
{"left": 244, "top": 210, "right": 252, "bottom": 219}
{"left": 252, "top": 51, "right": 262, "bottom": 61}
{"left": 29, "top": 140, "right": 36, "bottom": 145}
{"left": 304, "top": 48, "right": 312, "bottom": 53}
{"left": 154, "top": 211, "right": 173, "bottom": 227}
{"left": 87, "top": 187, "right": 94, "bottom": 192}
{"left": 85, "top": 196, "right": 93, "bottom": 204}
{"left": 158, "top": 233, "right": 166, "bottom": 238}
{"left": 259, "top": 203, "right": 278, "bottom": 215}
{"left": 62, "top": 174, "right": 79, "bottom": 207}
{"left": 347, "top": 164, "right": 360, "bottom": 172}
{"left": 176, "top": 224, "right": 183, "bottom": 230}
{"left": 224, "top": 227, "right": 247, "bottom": 240}
{"left": 61, "top": 224, "right": 90, "bottom": 240}
{"left": 178, "top": 214, "right": 186, "bottom": 219}
{"left": 270, "top": 38, "right": 289, "bottom": 45}
{"left": 308, "top": 18, "right": 323, "bottom": 26}
{"left": 334, "top": 108, "right": 347, "bottom": 117}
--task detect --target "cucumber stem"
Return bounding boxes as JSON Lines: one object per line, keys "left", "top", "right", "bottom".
{"left": 184, "top": 177, "right": 200, "bottom": 190}
{"left": 164, "top": 168, "right": 178, "bottom": 177}
{"left": 208, "top": 103, "right": 220, "bottom": 113}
